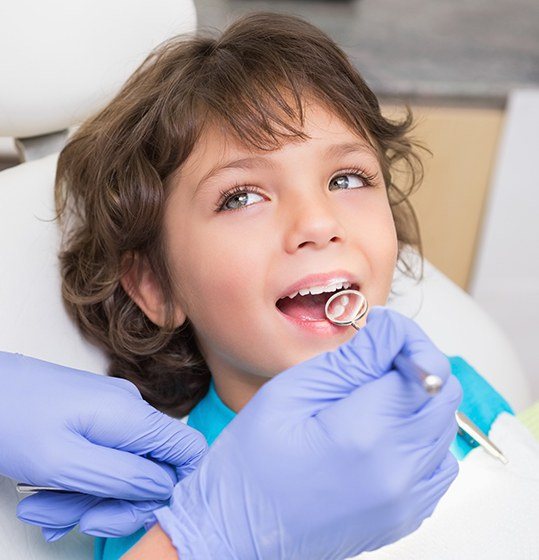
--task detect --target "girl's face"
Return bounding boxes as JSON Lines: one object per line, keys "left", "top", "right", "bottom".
{"left": 138, "top": 102, "right": 398, "bottom": 410}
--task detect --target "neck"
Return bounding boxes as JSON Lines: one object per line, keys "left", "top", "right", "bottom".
{"left": 211, "top": 368, "right": 267, "bottom": 412}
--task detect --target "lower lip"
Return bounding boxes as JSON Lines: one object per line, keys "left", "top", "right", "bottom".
{"left": 275, "top": 307, "right": 347, "bottom": 336}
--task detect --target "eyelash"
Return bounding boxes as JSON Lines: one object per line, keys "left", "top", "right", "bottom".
{"left": 213, "top": 167, "right": 379, "bottom": 213}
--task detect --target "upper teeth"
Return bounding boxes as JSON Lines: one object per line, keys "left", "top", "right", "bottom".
{"left": 286, "top": 281, "right": 353, "bottom": 299}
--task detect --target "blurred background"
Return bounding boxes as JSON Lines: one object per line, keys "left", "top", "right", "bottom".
{"left": 1, "top": 0, "right": 538, "bottom": 397}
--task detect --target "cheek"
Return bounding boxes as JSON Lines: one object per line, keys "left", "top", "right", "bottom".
{"left": 373, "top": 217, "right": 398, "bottom": 302}
{"left": 350, "top": 198, "right": 398, "bottom": 301}
{"left": 369, "top": 204, "right": 398, "bottom": 263}
{"left": 171, "top": 222, "right": 268, "bottom": 323}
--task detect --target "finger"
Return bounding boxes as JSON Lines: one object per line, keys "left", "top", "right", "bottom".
{"left": 86, "top": 398, "right": 208, "bottom": 481}
{"left": 42, "top": 526, "right": 76, "bottom": 543}
{"left": 51, "top": 438, "right": 179, "bottom": 500}
{"left": 264, "top": 307, "right": 450, "bottom": 409}
{"left": 315, "top": 371, "right": 439, "bottom": 448}
{"left": 400, "top": 374, "right": 462, "bottom": 441}
{"left": 17, "top": 492, "right": 102, "bottom": 529}
{"left": 406, "top": 416, "right": 460, "bottom": 486}
{"left": 365, "top": 307, "right": 452, "bottom": 384}
{"left": 79, "top": 498, "right": 165, "bottom": 537}
{"left": 409, "top": 451, "right": 460, "bottom": 521}
{"left": 379, "top": 451, "right": 459, "bottom": 548}
{"left": 343, "top": 451, "right": 459, "bottom": 558}
{"left": 314, "top": 370, "right": 459, "bottom": 485}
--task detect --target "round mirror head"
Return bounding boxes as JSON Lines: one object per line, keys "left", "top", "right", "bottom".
{"left": 324, "top": 289, "right": 369, "bottom": 328}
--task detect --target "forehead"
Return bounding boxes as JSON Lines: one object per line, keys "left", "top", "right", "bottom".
{"left": 178, "top": 101, "right": 379, "bottom": 182}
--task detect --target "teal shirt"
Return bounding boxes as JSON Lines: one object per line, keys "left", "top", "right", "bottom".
{"left": 96, "top": 355, "right": 514, "bottom": 559}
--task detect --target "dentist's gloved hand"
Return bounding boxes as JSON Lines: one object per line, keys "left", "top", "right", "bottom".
{"left": 0, "top": 351, "right": 207, "bottom": 540}
{"left": 144, "top": 307, "right": 462, "bottom": 560}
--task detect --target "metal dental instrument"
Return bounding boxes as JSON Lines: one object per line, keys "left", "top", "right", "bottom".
{"left": 324, "top": 289, "right": 443, "bottom": 395}
{"left": 16, "top": 483, "right": 71, "bottom": 494}
{"left": 455, "top": 411, "right": 508, "bottom": 464}
{"left": 324, "top": 289, "right": 509, "bottom": 465}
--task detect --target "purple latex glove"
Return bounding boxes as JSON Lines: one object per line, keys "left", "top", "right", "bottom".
{"left": 153, "top": 307, "right": 462, "bottom": 559}
{"left": 19, "top": 492, "right": 167, "bottom": 541}
{"left": 0, "top": 351, "right": 207, "bottom": 540}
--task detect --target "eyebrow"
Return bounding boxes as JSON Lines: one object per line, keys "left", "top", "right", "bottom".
{"left": 193, "top": 140, "right": 376, "bottom": 196}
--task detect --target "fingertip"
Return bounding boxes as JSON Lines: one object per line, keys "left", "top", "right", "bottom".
{"left": 446, "top": 451, "right": 460, "bottom": 479}
{"left": 434, "top": 451, "right": 460, "bottom": 484}
{"left": 78, "top": 525, "right": 109, "bottom": 538}
{"left": 16, "top": 500, "right": 28, "bottom": 521}
{"left": 448, "top": 374, "right": 464, "bottom": 407}
{"left": 80, "top": 499, "right": 162, "bottom": 537}
{"left": 78, "top": 501, "right": 123, "bottom": 537}
{"left": 71, "top": 441, "right": 176, "bottom": 500}
{"left": 127, "top": 460, "right": 176, "bottom": 499}
{"left": 143, "top": 513, "right": 159, "bottom": 531}
{"left": 158, "top": 422, "right": 209, "bottom": 470}
{"left": 409, "top": 348, "right": 452, "bottom": 387}
{"left": 108, "top": 376, "right": 142, "bottom": 398}
{"left": 366, "top": 305, "right": 387, "bottom": 323}
{"left": 16, "top": 496, "right": 39, "bottom": 524}
{"left": 434, "top": 372, "right": 463, "bottom": 413}
{"left": 159, "top": 461, "right": 179, "bottom": 485}
{"left": 136, "top": 467, "right": 175, "bottom": 500}
{"left": 175, "top": 431, "right": 208, "bottom": 479}
{"left": 42, "top": 526, "right": 74, "bottom": 542}
{"left": 42, "top": 528, "right": 57, "bottom": 542}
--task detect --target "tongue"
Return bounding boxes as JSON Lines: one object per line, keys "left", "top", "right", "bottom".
{"left": 276, "top": 293, "right": 330, "bottom": 321}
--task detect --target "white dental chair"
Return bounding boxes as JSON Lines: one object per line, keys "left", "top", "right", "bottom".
{"left": 0, "top": 1, "right": 532, "bottom": 558}
{"left": 0, "top": 1, "right": 197, "bottom": 558}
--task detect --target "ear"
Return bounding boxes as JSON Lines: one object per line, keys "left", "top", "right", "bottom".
{"left": 120, "top": 252, "right": 186, "bottom": 328}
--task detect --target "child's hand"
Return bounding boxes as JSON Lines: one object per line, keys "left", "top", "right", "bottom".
{"left": 0, "top": 351, "right": 207, "bottom": 540}
{"left": 149, "top": 307, "right": 463, "bottom": 559}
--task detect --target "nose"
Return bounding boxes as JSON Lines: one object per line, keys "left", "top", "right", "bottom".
{"left": 282, "top": 189, "right": 346, "bottom": 253}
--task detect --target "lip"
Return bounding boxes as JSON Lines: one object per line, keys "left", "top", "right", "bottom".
{"left": 276, "top": 306, "right": 349, "bottom": 335}
{"left": 275, "top": 269, "right": 360, "bottom": 302}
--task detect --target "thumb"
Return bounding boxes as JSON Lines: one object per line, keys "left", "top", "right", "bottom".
{"left": 315, "top": 369, "right": 433, "bottom": 451}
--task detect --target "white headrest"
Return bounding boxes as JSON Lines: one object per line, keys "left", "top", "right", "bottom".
{"left": 0, "top": 154, "right": 108, "bottom": 374}
{"left": 0, "top": 0, "right": 197, "bottom": 138}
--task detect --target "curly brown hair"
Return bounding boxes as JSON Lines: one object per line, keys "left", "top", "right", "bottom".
{"left": 55, "top": 12, "right": 425, "bottom": 417}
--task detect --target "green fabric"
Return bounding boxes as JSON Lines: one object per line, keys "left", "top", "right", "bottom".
{"left": 96, "top": 356, "right": 516, "bottom": 559}
{"left": 517, "top": 400, "right": 539, "bottom": 441}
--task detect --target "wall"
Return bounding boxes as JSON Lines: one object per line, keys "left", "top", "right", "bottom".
{"left": 381, "top": 103, "right": 504, "bottom": 290}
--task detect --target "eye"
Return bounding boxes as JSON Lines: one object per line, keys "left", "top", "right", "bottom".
{"left": 329, "top": 171, "right": 373, "bottom": 191}
{"left": 215, "top": 185, "right": 265, "bottom": 212}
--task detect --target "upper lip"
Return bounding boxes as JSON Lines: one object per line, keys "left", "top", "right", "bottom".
{"left": 275, "top": 270, "right": 360, "bottom": 302}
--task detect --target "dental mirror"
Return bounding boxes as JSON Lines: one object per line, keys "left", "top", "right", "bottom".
{"left": 324, "top": 289, "right": 443, "bottom": 395}
{"left": 324, "top": 289, "right": 369, "bottom": 330}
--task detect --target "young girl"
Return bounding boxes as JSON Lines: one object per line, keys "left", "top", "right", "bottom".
{"left": 54, "top": 12, "right": 513, "bottom": 559}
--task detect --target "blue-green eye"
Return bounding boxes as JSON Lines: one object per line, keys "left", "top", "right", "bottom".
{"left": 223, "top": 191, "right": 262, "bottom": 210}
{"left": 329, "top": 172, "right": 370, "bottom": 191}
{"left": 216, "top": 186, "right": 264, "bottom": 212}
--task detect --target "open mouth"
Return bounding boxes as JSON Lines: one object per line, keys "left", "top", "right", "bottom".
{"left": 275, "top": 283, "right": 360, "bottom": 322}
